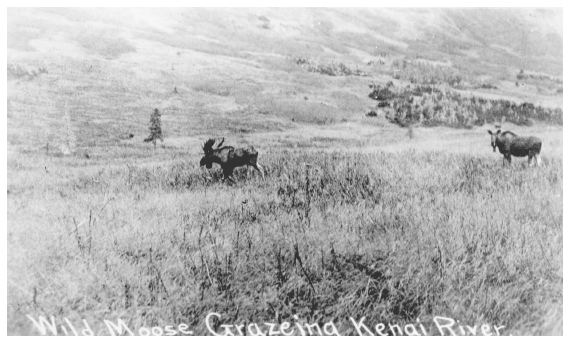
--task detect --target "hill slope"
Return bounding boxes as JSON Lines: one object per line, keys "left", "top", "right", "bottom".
{"left": 7, "top": 8, "right": 563, "bottom": 153}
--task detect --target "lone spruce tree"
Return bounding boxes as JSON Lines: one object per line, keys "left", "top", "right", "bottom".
{"left": 144, "top": 108, "right": 163, "bottom": 149}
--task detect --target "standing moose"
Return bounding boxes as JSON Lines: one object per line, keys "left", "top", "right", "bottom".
{"left": 487, "top": 130, "right": 542, "bottom": 167}
{"left": 200, "top": 138, "right": 265, "bottom": 182}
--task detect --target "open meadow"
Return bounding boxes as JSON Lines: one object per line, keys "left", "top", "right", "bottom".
{"left": 7, "top": 8, "right": 563, "bottom": 335}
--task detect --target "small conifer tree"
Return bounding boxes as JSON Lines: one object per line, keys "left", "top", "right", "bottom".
{"left": 144, "top": 108, "right": 163, "bottom": 149}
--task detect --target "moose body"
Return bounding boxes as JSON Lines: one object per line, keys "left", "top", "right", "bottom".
{"left": 200, "top": 138, "right": 265, "bottom": 182}
{"left": 487, "top": 130, "right": 542, "bottom": 166}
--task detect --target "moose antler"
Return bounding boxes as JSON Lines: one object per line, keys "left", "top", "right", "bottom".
{"left": 203, "top": 138, "right": 216, "bottom": 152}
{"left": 216, "top": 137, "right": 225, "bottom": 148}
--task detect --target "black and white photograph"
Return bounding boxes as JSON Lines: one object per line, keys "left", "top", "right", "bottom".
{"left": 6, "top": 6, "right": 564, "bottom": 336}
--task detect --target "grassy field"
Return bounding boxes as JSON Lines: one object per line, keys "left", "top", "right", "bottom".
{"left": 7, "top": 124, "right": 563, "bottom": 336}
{"left": 7, "top": 8, "right": 563, "bottom": 336}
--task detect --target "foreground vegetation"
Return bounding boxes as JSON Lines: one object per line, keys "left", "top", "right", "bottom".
{"left": 8, "top": 148, "right": 563, "bottom": 335}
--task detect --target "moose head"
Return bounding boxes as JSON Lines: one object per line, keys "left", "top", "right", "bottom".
{"left": 487, "top": 129, "right": 501, "bottom": 152}
{"left": 200, "top": 138, "right": 225, "bottom": 169}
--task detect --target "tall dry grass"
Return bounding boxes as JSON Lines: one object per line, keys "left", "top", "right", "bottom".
{"left": 8, "top": 149, "right": 562, "bottom": 335}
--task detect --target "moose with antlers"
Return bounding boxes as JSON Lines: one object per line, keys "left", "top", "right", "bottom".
{"left": 200, "top": 138, "right": 265, "bottom": 182}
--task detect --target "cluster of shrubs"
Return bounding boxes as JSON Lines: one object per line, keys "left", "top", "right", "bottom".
{"left": 390, "top": 59, "right": 498, "bottom": 90}
{"left": 293, "top": 57, "right": 369, "bottom": 77}
{"left": 517, "top": 69, "right": 563, "bottom": 84}
{"left": 479, "top": 83, "right": 498, "bottom": 90}
{"left": 258, "top": 15, "right": 271, "bottom": 29}
{"left": 391, "top": 59, "right": 468, "bottom": 88}
{"left": 516, "top": 69, "right": 563, "bottom": 95}
{"left": 369, "top": 82, "right": 563, "bottom": 128}
{"left": 7, "top": 64, "right": 48, "bottom": 80}
{"left": 366, "top": 58, "right": 385, "bottom": 66}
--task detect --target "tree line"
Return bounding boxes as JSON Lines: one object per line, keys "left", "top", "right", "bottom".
{"left": 369, "top": 83, "right": 563, "bottom": 128}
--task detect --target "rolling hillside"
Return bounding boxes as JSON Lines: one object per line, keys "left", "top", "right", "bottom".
{"left": 7, "top": 8, "right": 563, "bottom": 154}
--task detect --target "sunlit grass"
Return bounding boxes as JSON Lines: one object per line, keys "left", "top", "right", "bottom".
{"left": 8, "top": 149, "right": 562, "bottom": 335}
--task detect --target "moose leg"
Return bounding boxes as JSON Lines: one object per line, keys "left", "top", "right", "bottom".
{"left": 503, "top": 153, "right": 511, "bottom": 167}
{"left": 536, "top": 154, "right": 542, "bottom": 167}
{"left": 222, "top": 168, "right": 235, "bottom": 183}
{"left": 528, "top": 153, "right": 534, "bottom": 167}
{"left": 252, "top": 162, "right": 265, "bottom": 180}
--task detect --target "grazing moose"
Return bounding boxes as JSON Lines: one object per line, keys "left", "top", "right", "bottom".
{"left": 487, "top": 130, "right": 542, "bottom": 167}
{"left": 200, "top": 138, "right": 265, "bottom": 182}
